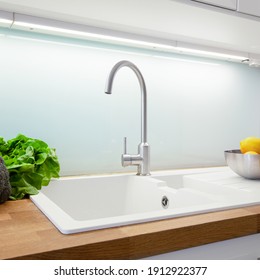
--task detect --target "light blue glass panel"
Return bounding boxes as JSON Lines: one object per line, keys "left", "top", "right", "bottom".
{"left": 0, "top": 28, "right": 260, "bottom": 175}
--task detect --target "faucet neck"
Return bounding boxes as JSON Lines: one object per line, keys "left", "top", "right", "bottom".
{"left": 105, "top": 60, "right": 147, "bottom": 143}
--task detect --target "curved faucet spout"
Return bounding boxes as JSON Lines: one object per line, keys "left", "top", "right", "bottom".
{"left": 105, "top": 60, "right": 147, "bottom": 143}
{"left": 105, "top": 60, "right": 150, "bottom": 176}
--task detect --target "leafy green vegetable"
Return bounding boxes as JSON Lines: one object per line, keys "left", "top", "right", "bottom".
{"left": 0, "top": 134, "right": 60, "bottom": 200}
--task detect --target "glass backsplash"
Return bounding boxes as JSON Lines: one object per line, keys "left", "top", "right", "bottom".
{"left": 1, "top": 28, "right": 260, "bottom": 175}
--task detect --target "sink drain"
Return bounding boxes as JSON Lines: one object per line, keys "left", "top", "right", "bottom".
{"left": 161, "top": 195, "right": 169, "bottom": 209}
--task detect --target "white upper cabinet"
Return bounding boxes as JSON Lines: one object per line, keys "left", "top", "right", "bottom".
{"left": 192, "top": 0, "right": 237, "bottom": 10}
{"left": 237, "top": 0, "right": 260, "bottom": 17}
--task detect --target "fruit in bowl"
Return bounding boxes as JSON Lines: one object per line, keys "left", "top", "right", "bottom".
{"left": 240, "top": 137, "right": 260, "bottom": 154}
{"left": 225, "top": 136, "right": 260, "bottom": 179}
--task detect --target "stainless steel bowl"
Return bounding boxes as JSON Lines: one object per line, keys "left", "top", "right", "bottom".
{"left": 225, "top": 149, "right": 260, "bottom": 179}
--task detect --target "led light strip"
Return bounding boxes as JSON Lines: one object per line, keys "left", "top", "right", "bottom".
{"left": 13, "top": 20, "right": 175, "bottom": 50}
{"left": 0, "top": 10, "right": 13, "bottom": 26}
{"left": 175, "top": 46, "right": 248, "bottom": 61}
{"left": 0, "top": 18, "right": 12, "bottom": 24}
{"left": 0, "top": 10, "right": 252, "bottom": 63}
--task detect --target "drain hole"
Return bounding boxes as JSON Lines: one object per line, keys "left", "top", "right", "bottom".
{"left": 161, "top": 195, "right": 169, "bottom": 209}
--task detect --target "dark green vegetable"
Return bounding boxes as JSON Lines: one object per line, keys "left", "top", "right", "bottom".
{"left": 0, "top": 134, "right": 60, "bottom": 200}
{"left": 0, "top": 156, "right": 12, "bottom": 204}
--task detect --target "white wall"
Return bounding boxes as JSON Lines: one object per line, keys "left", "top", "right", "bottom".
{"left": 1, "top": 28, "right": 260, "bottom": 176}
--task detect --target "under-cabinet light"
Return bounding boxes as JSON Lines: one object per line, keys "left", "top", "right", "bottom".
{"left": 0, "top": 18, "right": 11, "bottom": 24}
{"left": 14, "top": 21, "right": 175, "bottom": 50}
{"left": 176, "top": 46, "right": 248, "bottom": 61}
{"left": 3, "top": 11, "right": 251, "bottom": 63}
{"left": 0, "top": 10, "right": 13, "bottom": 27}
{"left": 13, "top": 14, "right": 176, "bottom": 51}
{"left": 175, "top": 42, "right": 249, "bottom": 62}
{"left": 153, "top": 55, "right": 220, "bottom": 66}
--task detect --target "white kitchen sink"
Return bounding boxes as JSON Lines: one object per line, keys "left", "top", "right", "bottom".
{"left": 30, "top": 166, "right": 260, "bottom": 234}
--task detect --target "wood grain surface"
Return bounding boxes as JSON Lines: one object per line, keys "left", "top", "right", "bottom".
{"left": 0, "top": 200, "right": 260, "bottom": 259}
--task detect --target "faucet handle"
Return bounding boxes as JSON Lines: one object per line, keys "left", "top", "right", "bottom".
{"left": 123, "top": 137, "right": 127, "bottom": 154}
{"left": 122, "top": 136, "right": 131, "bottom": 167}
{"left": 122, "top": 137, "right": 142, "bottom": 168}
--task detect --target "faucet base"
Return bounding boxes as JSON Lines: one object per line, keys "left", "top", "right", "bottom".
{"left": 136, "top": 172, "right": 151, "bottom": 176}
{"left": 137, "top": 142, "right": 150, "bottom": 176}
{"left": 121, "top": 142, "right": 150, "bottom": 176}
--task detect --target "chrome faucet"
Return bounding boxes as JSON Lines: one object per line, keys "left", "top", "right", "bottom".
{"left": 105, "top": 60, "right": 150, "bottom": 176}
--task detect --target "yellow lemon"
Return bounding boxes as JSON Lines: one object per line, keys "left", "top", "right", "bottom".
{"left": 240, "top": 137, "right": 260, "bottom": 154}
{"left": 244, "top": 151, "right": 258, "bottom": 155}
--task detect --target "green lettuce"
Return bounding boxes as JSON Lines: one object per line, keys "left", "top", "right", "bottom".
{"left": 0, "top": 134, "right": 60, "bottom": 200}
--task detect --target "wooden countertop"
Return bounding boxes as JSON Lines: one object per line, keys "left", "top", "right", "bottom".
{"left": 0, "top": 199, "right": 260, "bottom": 260}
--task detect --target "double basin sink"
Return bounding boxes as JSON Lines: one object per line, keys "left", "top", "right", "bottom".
{"left": 31, "top": 166, "right": 260, "bottom": 234}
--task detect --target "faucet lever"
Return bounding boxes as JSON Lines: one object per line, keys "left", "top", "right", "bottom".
{"left": 122, "top": 137, "right": 132, "bottom": 167}
{"left": 123, "top": 137, "right": 127, "bottom": 154}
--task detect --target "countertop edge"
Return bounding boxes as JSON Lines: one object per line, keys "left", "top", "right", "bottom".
{"left": 1, "top": 200, "right": 260, "bottom": 260}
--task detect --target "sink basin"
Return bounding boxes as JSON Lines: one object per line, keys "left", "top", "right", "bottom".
{"left": 31, "top": 167, "right": 260, "bottom": 234}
